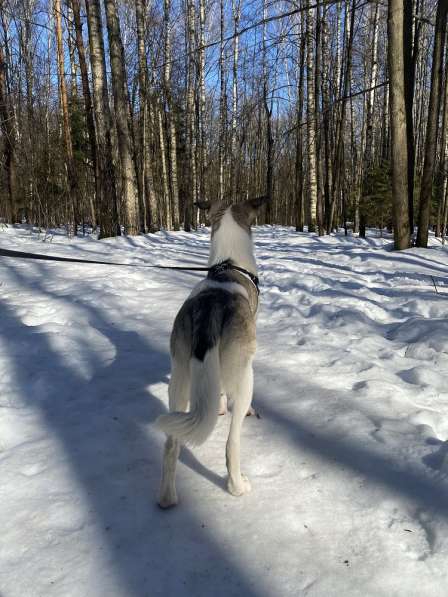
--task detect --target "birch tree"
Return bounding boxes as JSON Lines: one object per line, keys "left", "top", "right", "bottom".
{"left": 295, "top": 12, "right": 306, "bottom": 231}
{"left": 218, "top": 0, "right": 226, "bottom": 201}
{"left": 54, "top": 0, "right": 78, "bottom": 233}
{"left": 85, "top": 0, "right": 119, "bottom": 238}
{"left": 163, "top": 0, "right": 180, "bottom": 229}
{"left": 359, "top": 0, "right": 379, "bottom": 238}
{"left": 135, "top": 0, "right": 158, "bottom": 231}
{"left": 231, "top": 0, "right": 241, "bottom": 199}
{"left": 306, "top": 1, "right": 317, "bottom": 232}
{"left": 184, "top": 0, "right": 197, "bottom": 230}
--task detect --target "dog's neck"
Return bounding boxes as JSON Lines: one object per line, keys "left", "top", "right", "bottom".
{"left": 208, "top": 208, "right": 257, "bottom": 275}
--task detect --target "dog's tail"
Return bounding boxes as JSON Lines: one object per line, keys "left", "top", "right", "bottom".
{"left": 155, "top": 346, "right": 221, "bottom": 445}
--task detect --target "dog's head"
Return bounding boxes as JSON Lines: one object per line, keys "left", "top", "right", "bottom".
{"left": 195, "top": 196, "right": 270, "bottom": 235}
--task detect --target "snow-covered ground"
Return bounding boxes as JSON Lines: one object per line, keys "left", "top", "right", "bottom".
{"left": 1, "top": 224, "right": 448, "bottom": 597}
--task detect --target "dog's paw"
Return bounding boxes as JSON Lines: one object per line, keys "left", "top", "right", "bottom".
{"left": 227, "top": 474, "right": 252, "bottom": 497}
{"left": 158, "top": 490, "right": 178, "bottom": 509}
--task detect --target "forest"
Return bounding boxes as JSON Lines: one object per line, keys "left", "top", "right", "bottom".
{"left": 0, "top": 0, "right": 447, "bottom": 250}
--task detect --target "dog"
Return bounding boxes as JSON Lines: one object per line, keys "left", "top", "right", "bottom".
{"left": 156, "top": 196, "right": 269, "bottom": 508}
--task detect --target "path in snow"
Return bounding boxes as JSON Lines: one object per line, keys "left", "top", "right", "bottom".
{"left": 0, "top": 225, "right": 448, "bottom": 597}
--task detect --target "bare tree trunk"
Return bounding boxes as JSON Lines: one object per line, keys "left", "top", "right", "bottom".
{"left": 54, "top": 0, "right": 77, "bottom": 234}
{"left": 414, "top": 25, "right": 431, "bottom": 178}
{"left": 416, "top": 0, "right": 448, "bottom": 247}
{"left": 295, "top": 12, "right": 306, "bottom": 232}
{"left": 104, "top": 0, "right": 139, "bottom": 235}
{"left": 328, "top": 0, "right": 355, "bottom": 234}
{"left": 85, "top": 0, "right": 119, "bottom": 238}
{"left": 315, "top": 0, "right": 324, "bottom": 234}
{"left": 321, "top": 7, "right": 332, "bottom": 234}
{"left": 218, "top": 0, "right": 226, "bottom": 202}
{"left": 163, "top": 0, "right": 180, "bottom": 230}
{"left": 21, "top": 0, "right": 35, "bottom": 223}
{"left": 388, "top": 0, "right": 411, "bottom": 250}
{"left": 198, "top": 0, "right": 206, "bottom": 203}
{"left": 158, "top": 102, "right": 171, "bottom": 228}
{"left": 403, "top": 0, "right": 420, "bottom": 234}
{"left": 135, "top": 0, "right": 158, "bottom": 232}
{"left": 359, "top": 0, "right": 379, "bottom": 238}
{"left": 218, "top": 0, "right": 227, "bottom": 201}
{"left": 335, "top": 1, "right": 342, "bottom": 100}
{"left": 306, "top": 1, "right": 317, "bottom": 232}
{"left": 71, "top": 0, "right": 98, "bottom": 228}
{"left": 66, "top": 3, "right": 78, "bottom": 98}
{"left": 231, "top": 0, "right": 240, "bottom": 199}
{"left": 0, "top": 42, "right": 16, "bottom": 222}
{"left": 442, "top": 182, "right": 448, "bottom": 244}
{"left": 435, "top": 43, "right": 448, "bottom": 238}
{"left": 263, "top": 0, "right": 273, "bottom": 222}
{"left": 185, "top": 0, "right": 197, "bottom": 230}
{"left": 381, "top": 80, "right": 390, "bottom": 161}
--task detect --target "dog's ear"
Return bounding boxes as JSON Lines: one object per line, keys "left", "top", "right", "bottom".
{"left": 194, "top": 200, "right": 212, "bottom": 211}
{"left": 246, "top": 195, "right": 270, "bottom": 211}
{"left": 241, "top": 195, "right": 270, "bottom": 223}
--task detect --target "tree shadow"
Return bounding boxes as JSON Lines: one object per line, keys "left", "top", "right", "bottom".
{"left": 255, "top": 231, "right": 448, "bottom": 277}
{"left": 253, "top": 377, "right": 448, "bottom": 517}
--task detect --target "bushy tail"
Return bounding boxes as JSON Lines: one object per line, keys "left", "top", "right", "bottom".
{"left": 156, "top": 346, "right": 221, "bottom": 445}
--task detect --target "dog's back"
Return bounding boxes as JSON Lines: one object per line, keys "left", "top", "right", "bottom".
{"left": 173, "top": 282, "right": 256, "bottom": 361}
{"left": 158, "top": 274, "right": 257, "bottom": 445}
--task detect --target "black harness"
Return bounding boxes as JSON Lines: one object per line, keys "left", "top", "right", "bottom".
{"left": 208, "top": 260, "right": 260, "bottom": 295}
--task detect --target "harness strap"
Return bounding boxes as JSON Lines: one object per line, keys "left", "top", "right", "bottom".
{"left": 208, "top": 260, "right": 260, "bottom": 295}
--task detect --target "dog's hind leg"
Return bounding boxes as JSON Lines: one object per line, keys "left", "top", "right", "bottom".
{"left": 225, "top": 359, "right": 253, "bottom": 497}
{"left": 158, "top": 358, "right": 190, "bottom": 509}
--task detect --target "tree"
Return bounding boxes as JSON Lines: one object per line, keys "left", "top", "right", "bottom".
{"left": 295, "top": 11, "right": 306, "bottom": 232}
{"left": 135, "top": 0, "right": 158, "bottom": 232}
{"left": 85, "top": 0, "right": 119, "bottom": 238}
{"left": 218, "top": 0, "right": 226, "bottom": 202}
{"left": 0, "top": 39, "right": 16, "bottom": 222}
{"left": 388, "top": 0, "right": 411, "bottom": 249}
{"left": 263, "top": 0, "right": 273, "bottom": 222}
{"left": 54, "top": 0, "right": 78, "bottom": 233}
{"left": 436, "top": 43, "right": 448, "bottom": 239}
{"left": 71, "top": 0, "right": 98, "bottom": 228}
{"left": 104, "top": 0, "right": 139, "bottom": 235}
{"left": 163, "top": 0, "right": 180, "bottom": 229}
{"left": 416, "top": 0, "right": 448, "bottom": 247}
{"left": 184, "top": 0, "right": 197, "bottom": 231}
{"left": 359, "top": 0, "right": 380, "bottom": 238}
{"left": 306, "top": 1, "right": 317, "bottom": 232}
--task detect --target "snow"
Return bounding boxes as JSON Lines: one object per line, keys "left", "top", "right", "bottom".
{"left": 1, "top": 224, "right": 448, "bottom": 597}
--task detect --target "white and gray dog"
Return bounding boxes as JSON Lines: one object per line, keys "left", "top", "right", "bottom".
{"left": 156, "top": 196, "right": 269, "bottom": 508}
